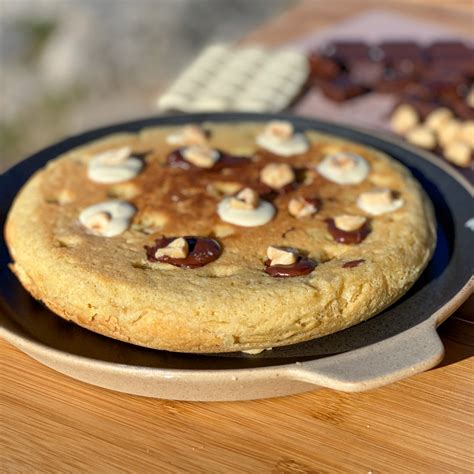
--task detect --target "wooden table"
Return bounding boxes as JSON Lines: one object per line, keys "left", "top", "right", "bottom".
{"left": 2, "top": 1, "right": 473, "bottom": 471}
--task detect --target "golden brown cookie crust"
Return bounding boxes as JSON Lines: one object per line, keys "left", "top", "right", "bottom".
{"left": 5, "top": 123, "right": 436, "bottom": 352}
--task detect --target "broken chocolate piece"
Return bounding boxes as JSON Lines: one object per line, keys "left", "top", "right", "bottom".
{"left": 318, "top": 75, "right": 368, "bottom": 102}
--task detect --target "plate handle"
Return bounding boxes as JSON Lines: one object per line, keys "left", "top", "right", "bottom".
{"left": 289, "top": 320, "right": 444, "bottom": 391}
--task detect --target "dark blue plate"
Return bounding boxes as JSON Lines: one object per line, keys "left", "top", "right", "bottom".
{"left": 1, "top": 113, "right": 472, "bottom": 370}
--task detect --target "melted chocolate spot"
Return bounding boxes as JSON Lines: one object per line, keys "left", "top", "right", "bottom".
{"left": 342, "top": 259, "right": 365, "bottom": 268}
{"left": 166, "top": 148, "right": 250, "bottom": 171}
{"left": 264, "top": 248, "right": 317, "bottom": 278}
{"left": 325, "top": 218, "right": 371, "bottom": 244}
{"left": 145, "top": 236, "right": 222, "bottom": 269}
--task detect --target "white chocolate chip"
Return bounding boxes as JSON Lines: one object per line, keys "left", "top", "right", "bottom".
{"left": 317, "top": 152, "right": 370, "bottom": 185}
{"left": 256, "top": 121, "right": 309, "bottom": 156}
{"left": 406, "top": 126, "right": 436, "bottom": 150}
{"left": 79, "top": 200, "right": 136, "bottom": 237}
{"left": 425, "top": 108, "right": 453, "bottom": 132}
{"left": 288, "top": 197, "right": 318, "bottom": 218}
{"left": 217, "top": 197, "right": 275, "bottom": 227}
{"left": 229, "top": 187, "right": 260, "bottom": 210}
{"left": 390, "top": 104, "right": 419, "bottom": 134}
{"left": 357, "top": 188, "right": 404, "bottom": 215}
{"left": 88, "top": 147, "right": 143, "bottom": 184}
{"left": 181, "top": 146, "right": 219, "bottom": 168}
{"left": 155, "top": 237, "right": 189, "bottom": 259}
{"left": 443, "top": 142, "right": 472, "bottom": 168}
{"left": 166, "top": 125, "right": 208, "bottom": 146}
{"left": 266, "top": 246, "right": 297, "bottom": 266}
{"left": 334, "top": 215, "right": 367, "bottom": 232}
{"left": 260, "top": 163, "right": 295, "bottom": 189}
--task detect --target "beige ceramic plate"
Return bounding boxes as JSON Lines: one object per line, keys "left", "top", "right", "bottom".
{"left": 1, "top": 114, "right": 472, "bottom": 401}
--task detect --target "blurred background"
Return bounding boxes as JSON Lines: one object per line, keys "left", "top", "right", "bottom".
{"left": 0, "top": 0, "right": 291, "bottom": 170}
{"left": 1, "top": 0, "right": 472, "bottom": 172}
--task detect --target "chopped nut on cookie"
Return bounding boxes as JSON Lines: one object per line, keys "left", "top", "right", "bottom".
{"left": 83, "top": 211, "right": 112, "bottom": 232}
{"left": 260, "top": 163, "right": 295, "bottom": 189}
{"left": 93, "top": 146, "right": 132, "bottom": 165}
{"left": 155, "top": 237, "right": 189, "bottom": 259}
{"left": 266, "top": 246, "right": 298, "bottom": 266}
{"left": 288, "top": 196, "right": 320, "bottom": 218}
{"left": 357, "top": 188, "right": 403, "bottom": 215}
{"left": 229, "top": 187, "right": 260, "bottom": 210}
{"left": 256, "top": 120, "right": 309, "bottom": 156}
{"left": 181, "top": 145, "right": 219, "bottom": 168}
{"left": 334, "top": 215, "right": 367, "bottom": 232}
{"left": 167, "top": 125, "right": 209, "bottom": 146}
{"left": 263, "top": 121, "right": 294, "bottom": 141}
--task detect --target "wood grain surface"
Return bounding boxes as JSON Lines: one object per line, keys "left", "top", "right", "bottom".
{"left": 1, "top": 1, "right": 473, "bottom": 472}
{"left": 1, "top": 317, "right": 473, "bottom": 473}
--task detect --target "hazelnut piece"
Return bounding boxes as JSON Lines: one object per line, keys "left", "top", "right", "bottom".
{"left": 425, "top": 108, "right": 453, "bottom": 132}
{"left": 83, "top": 211, "right": 112, "bottom": 233}
{"left": 334, "top": 215, "right": 367, "bottom": 232}
{"left": 181, "top": 125, "right": 208, "bottom": 146}
{"left": 155, "top": 237, "right": 189, "bottom": 259}
{"left": 443, "top": 142, "right": 472, "bottom": 168}
{"left": 260, "top": 163, "right": 295, "bottom": 189}
{"left": 437, "top": 120, "right": 462, "bottom": 147}
{"left": 182, "top": 146, "right": 219, "bottom": 168}
{"left": 263, "top": 121, "right": 294, "bottom": 141}
{"left": 94, "top": 146, "right": 131, "bottom": 165}
{"left": 288, "top": 197, "right": 318, "bottom": 218}
{"left": 406, "top": 126, "right": 436, "bottom": 150}
{"left": 229, "top": 187, "right": 260, "bottom": 210}
{"left": 390, "top": 104, "right": 419, "bottom": 134}
{"left": 459, "top": 121, "right": 474, "bottom": 148}
{"left": 266, "top": 246, "right": 298, "bottom": 266}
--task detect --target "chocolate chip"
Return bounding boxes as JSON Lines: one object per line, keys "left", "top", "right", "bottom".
{"left": 325, "top": 218, "right": 371, "bottom": 244}
{"left": 264, "top": 255, "right": 316, "bottom": 278}
{"left": 318, "top": 75, "right": 368, "bottom": 102}
{"left": 145, "top": 236, "right": 222, "bottom": 268}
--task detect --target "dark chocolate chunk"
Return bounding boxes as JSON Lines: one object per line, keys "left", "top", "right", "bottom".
{"left": 325, "top": 218, "right": 371, "bottom": 244}
{"left": 322, "top": 41, "right": 371, "bottom": 61}
{"left": 264, "top": 253, "right": 316, "bottom": 278}
{"left": 318, "top": 75, "right": 368, "bottom": 101}
{"left": 166, "top": 148, "right": 250, "bottom": 171}
{"left": 145, "top": 236, "right": 222, "bottom": 269}
{"left": 309, "top": 53, "right": 342, "bottom": 80}
{"left": 376, "top": 68, "right": 415, "bottom": 93}
{"left": 426, "top": 41, "right": 474, "bottom": 60}
{"left": 349, "top": 60, "right": 385, "bottom": 87}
